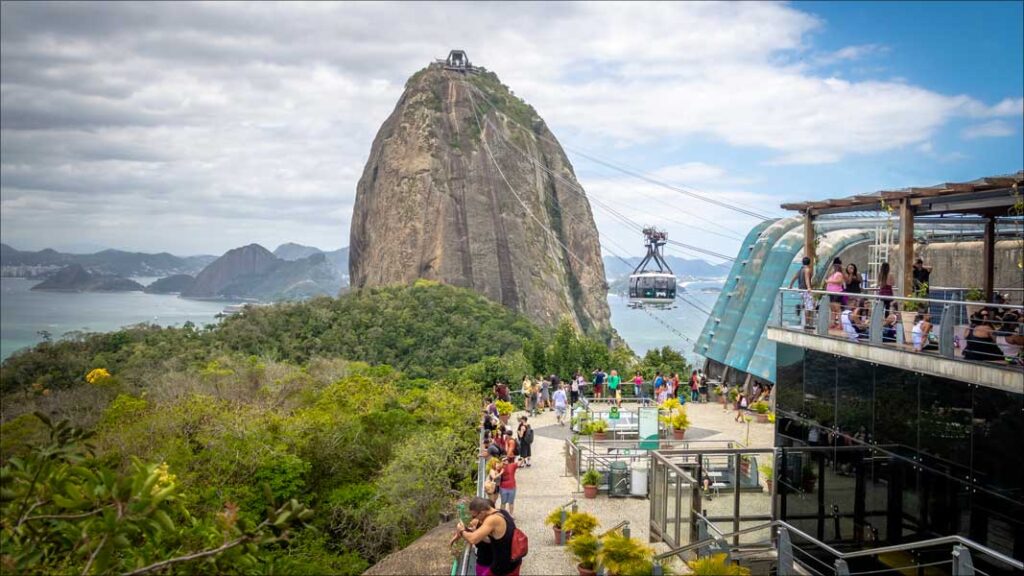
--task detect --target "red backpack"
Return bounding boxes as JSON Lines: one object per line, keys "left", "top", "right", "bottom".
{"left": 500, "top": 510, "right": 529, "bottom": 562}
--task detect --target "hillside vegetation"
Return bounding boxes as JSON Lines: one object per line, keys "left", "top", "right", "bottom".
{"left": 0, "top": 281, "right": 689, "bottom": 574}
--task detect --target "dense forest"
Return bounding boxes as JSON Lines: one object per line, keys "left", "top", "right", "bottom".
{"left": 0, "top": 281, "right": 690, "bottom": 574}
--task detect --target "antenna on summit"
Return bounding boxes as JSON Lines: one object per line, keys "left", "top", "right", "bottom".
{"left": 438, "top": 50, "right": 476, "bottom": 73}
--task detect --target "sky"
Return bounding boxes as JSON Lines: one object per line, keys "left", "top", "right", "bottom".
{"left": 1, "top": 1, "right": 1021, "bottom": 262}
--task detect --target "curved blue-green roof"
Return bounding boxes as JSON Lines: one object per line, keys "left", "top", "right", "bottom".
{"left": 695, "top": 220, "right": 875, "bottom": 384}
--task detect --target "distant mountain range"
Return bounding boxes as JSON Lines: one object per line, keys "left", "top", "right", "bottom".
{"left": 0, "top": 243, "right": 215, "bottom": 278}
{"left": 602, "top": 255, "right": 730, "bottom": 280}
{"left": 2, "top": 242, "right": 350, "bottom": 301}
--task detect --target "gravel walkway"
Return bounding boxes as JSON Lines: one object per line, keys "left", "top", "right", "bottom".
{"left": 506, "top": 400, "right": 776, "bottom": 575}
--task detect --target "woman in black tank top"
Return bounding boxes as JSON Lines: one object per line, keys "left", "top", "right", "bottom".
{"left": 488, "top": 510, "right": 522, "bottom": 576}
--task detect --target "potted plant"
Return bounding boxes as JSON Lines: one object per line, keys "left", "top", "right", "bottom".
{"left": 758, "top": 463, "right": 773, "bottom": 492}
{"left": 727, "top": 387, "right": 739, "bottom": 409}
{"left": 582, "top": 468, "right": 601, "bottom": 499}
{"left": 563, "top": 511, "right": 599, "bottom": 538}
{"left": 545, "top": 507, "right": 571, "bottom": 544}
{"left": 495, "top": 400, "right": 515, "bottom": 424}
{"left": 687, "top": 553, "right": 751, "bottom": 575}
{"left": 590, "top": 419, "right": 609, "bottom": 441}
{"left": 567, "top": 532, "right": 600, "bottom": 576}
{"left": 662, "top": 408, "right": 689, "bottom": 440}
{"left": 598, "top": 532, "right": 654, "bottom": 576}
{"left": 750, "top": 401, "right": 770, "bottom": 423}
{"left": 965, "top": 287, "right": 986, "bottom": 318}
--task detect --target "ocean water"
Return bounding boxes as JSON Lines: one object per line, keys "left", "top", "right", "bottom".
{"left": 0, "top": 277, "right": 240, "bottom": 360}
{"left": 1, "top": 277, "right": 724, "bottom": 362}
{"left": 607, "top": 280, "right": 723, "bottom": 362}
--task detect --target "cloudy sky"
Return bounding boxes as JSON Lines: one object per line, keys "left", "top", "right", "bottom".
{"left": 2, "top": 2, "right": 1021, "bottom": 262}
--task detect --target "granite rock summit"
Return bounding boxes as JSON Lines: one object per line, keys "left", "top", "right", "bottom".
{"left": 349, "top": 63, "right": 610, "bottom": 336}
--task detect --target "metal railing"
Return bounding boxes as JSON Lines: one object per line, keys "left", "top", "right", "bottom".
{"left": 776, "top": 288, "right": 1023, "bottom": 370}
{"left": 452, "top": 426, "right": 488, "bottom": 576}
{"left": 649, "top": 520, "right": 1023, "bottom": 576}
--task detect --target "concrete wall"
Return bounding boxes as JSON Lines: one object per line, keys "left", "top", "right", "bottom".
{"left": 836, "top": 239, "right": 1023, "bottom": 303}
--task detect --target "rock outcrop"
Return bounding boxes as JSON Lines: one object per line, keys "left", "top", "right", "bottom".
{"left": 184, "top": 244, "right": 278, "bottom": 298}
{"left": 349, "top": 64, "right": 610, "bottom": 336}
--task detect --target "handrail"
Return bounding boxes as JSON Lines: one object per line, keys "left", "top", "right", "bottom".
{"left": 598, "top": 520, "right": 630, "bottom": 538}
{"left": 650, "top": 519, "right": 1023, "bottom": 572}
{"left": 777, "top": 520, "right": 1023, "bottom": 571}
{"left": 453, "top": 426, "right": 488, "bottom": 576}
{"left": 778, "top": 287, "right": 1024, "bottom": 310}
{"left": 652, "top": 520, "right": 776, "bottom": 560}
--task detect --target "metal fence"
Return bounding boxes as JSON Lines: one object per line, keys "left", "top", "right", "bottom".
{"left": 776, "top": 288, "right": 1023, "bottom": 369}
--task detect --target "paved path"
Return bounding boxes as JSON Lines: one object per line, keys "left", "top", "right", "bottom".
{"left": 508, "top": 400, "right": 776, "bottom": 575}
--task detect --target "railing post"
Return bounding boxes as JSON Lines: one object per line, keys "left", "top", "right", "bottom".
{"left": 816, "top": 294, "right": 830, "bottom": 335}
{"left": 623, "top": 522, "right": 631, "bottom": 539}
{"left": 835, "top": 558, "right": 850, "bottom": 575}
{"left": 869, "top": 297, "right": 884, "bottom": 344}
{"left": 777, "top": 527, "right": 795, "bottom": 576}
{"left": 651, "top": 561, "right": 663, "bottom": 576}
{"left": 952, "top": 544, "right": 975, "bottom": 576}
{"left": 559, "top": 509, "right": 566, "bottom": 545}
{"left": 939, "top": 303, "right": 955, "bottom": 358}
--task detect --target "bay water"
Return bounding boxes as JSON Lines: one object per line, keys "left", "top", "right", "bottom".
{"left": 1, "top": 277, "right": 723, "bottom": 362}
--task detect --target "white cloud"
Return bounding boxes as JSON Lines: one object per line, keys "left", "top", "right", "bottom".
{"left": 962, "top": 120, "right": 1018, "bottom": 139}
{"left": 0, "top": 2, "right": 1020, "bottom": 254}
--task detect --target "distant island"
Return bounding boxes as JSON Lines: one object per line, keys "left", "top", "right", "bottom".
{"left": 30, "top": 264, "right": 145, "bottom": 292}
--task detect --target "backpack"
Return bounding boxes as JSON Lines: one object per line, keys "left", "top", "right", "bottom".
{"left": 524, "top": 426, "right": 534, "bottom": 445}
{"left": 500, "top": 510, "right": 529, "bottom": 562}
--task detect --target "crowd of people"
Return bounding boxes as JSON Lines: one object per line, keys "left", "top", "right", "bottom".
{"left": 789, "top": 256, "right": 1024, "bottom": 362}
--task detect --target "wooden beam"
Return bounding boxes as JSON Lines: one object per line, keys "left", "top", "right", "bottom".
{"left": 804, "top": 213, "right": 815, "bottom": 272}
{"left": 983, "top": 219, "right": 995, "bottom": 302}
{"left": 899, "top": 199, "right": 915, "bottom": 297}
{"left": 781, "top": 202, "right": 810, "bottom": 211}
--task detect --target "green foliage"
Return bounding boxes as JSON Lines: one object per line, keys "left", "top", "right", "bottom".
{"left": 687, "top": 553, "right": 751, "bottom": 576}
{"left": 581, "top": 469, "right": 601, "bottom": 487}
{"left": 598, "top": 532, "right": 655, "bottom": 576}
{"left": 902, "top": 284, "right": 930, "bottom": 312}
{"left": 0, "top": 414, "right": 312, "bottom": 575}
{"left": 567, "top": 532, "right": 599, "bottom": 569}
{"left": 545, "top": 507, "right": 567, "bottom": 528}
{"left": 637, "top": 346, "right": 692, "bottom": 381}
{"left": 660, "top": 406, "right": 690, "bottom": 430}
{"left": 562, "top": 511, "right": 599, "bottom": 536}
{"left": 97, "top": 394, "right": 149, "bottom": 429}
{"left": 965, "top": 287, "right": 985, "bottom": 302}
{"left": 495, "top": 400, "right": 515, "bottom": 416}
{"left": 758, "top": 463, "right": 773, "bottom": 480}
{"left": 750, "top": 401, "right": 770, "bottom": 414}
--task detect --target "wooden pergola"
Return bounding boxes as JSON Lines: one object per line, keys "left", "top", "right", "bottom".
{"left": 781, "top": 171, "right": 1024, "bottom": 300}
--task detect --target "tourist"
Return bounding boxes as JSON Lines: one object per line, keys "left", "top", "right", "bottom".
{"left": 669, "top": 372, "right": 680, "bottom": 400}
{"left": 788, "top": 256, "right": 815, "bottom": 327}
{"left": 570, "top": 372, "right": 580, "bottom": 407}
{"left": 592, "top": 368, "right": 606, "bottom": 401}
{"left": 487, "top": 433, "right": 506, "bottom": 460}
{"left": 607, "top": 369, "right": 621, "bottom": 406}
{"left": 825, "top": 258, "right": 846, "bottom": 327}
{"left": 734, "top": 392, "right": 748, "bottom": 422}
{"left": 541, "top": 374, "right": 553, "bottom": 410}
{"left": 840, "top": 307, "right": 861, "bottom": 341}
{"left": 632, "top": 371, "right": 643, "bottom": 398}
{"left": 516, "top": 416, "right": 533, "bottom": 467}
{"left": 698, "top": 369, "right": 709, "bottom": 403}
{"left": 449, "top": 512, "right": 491, "bottom": 576}
{"left": 911, "top": 312, "right": 936, "bottom": 352}
{"left": 553, "top": 384, "right": 568, "bottom": 425}
{"left": 520, "top": 376, "right": 532, "bottom": 414}
{"left": 653, "top": 372, "right": 664, "bottom": 402}
{"left": 485, "top": 458, "right": 503, "bottom": 507}
{"left": 529, "top": 378, "right": 540, "bottom": 417}
{"left": 878, "top": 262, "right": 895, "bottom": 315}
{"left": 912, "top": 258, "right": 932, "bottom": 296}
{"left": 882, "top": 303, "right": 899, "bottom": 343}
{"left": 494, "top": 381, "right": 510, "bottom": 403}
{"left": 689, "top": 371, "right": 699, "bottom": 402}
{"left": 498, "top": 455, "right": 519, "bottom": 516}
{"left": 963, "top": 312, "right": 1004, "bottom": 361}
{"left": 843, "top": 263, "right": 862, "bottom": 308}
{"left": 503, "top": 429, "right": 517, "bottom": 459}
{"left": 455, "top": 497, "right": 522, "bottom": 576}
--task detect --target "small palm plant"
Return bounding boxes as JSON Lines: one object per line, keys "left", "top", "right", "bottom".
{"left": 688, "top": 553, "right": 751, "bottom": 575}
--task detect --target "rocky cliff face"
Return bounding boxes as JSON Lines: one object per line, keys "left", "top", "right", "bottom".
{"left": 349, "top": 64, "right": 610, "bottom": 336}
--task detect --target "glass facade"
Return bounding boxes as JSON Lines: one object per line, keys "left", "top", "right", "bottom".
{"left": 775, "top": 343, "right": 1023, "bottom": 574}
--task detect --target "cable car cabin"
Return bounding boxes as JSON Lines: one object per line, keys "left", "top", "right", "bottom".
{"left": 628, "top": 273, "right": 677, "bottom": 306}
{"left": 628, "top": 227, "right": 677, "bottom": 308}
